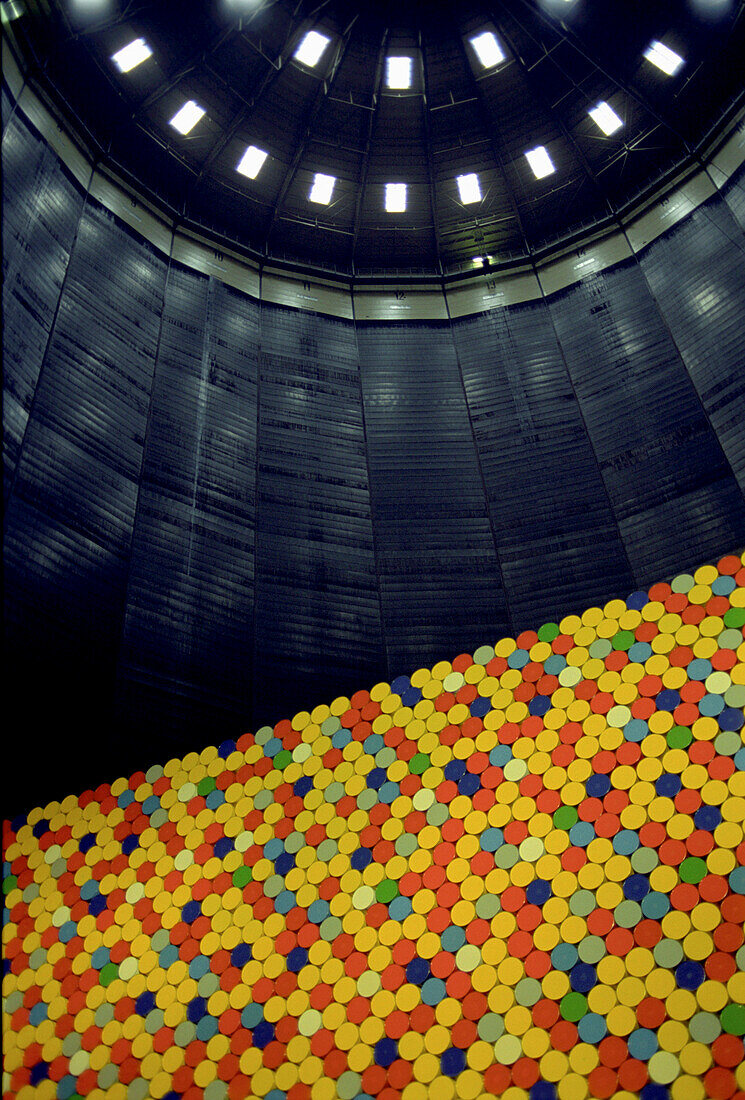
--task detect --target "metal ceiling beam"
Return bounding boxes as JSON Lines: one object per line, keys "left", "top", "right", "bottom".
{"left": 450, "top": 15, "right": 534, "bottom": 260}
{"left": 193, "top": 9, "right": 320, "bottom": 185}
{"left": 420, "top": 29, "right": 444, "bottom": 273}
{"left": 54, "top": 1, "right": 145, "bottom": 45}
{"left": 200, "top": 0, "right": 284, "bottom": 86}
{"left": 511, "top": 0, "right": 695, "bottom": 156}
{"left": 350, "top": 28, "right": 390, "bottom": 265}
{"left": 494, "top": 16, "right": 621, "bottom": 224}
{"left": 263, "top": 15, "right": 360, "bottom": 247}
{"left": 135, "top": 26, "right": 237, "bottom": 114}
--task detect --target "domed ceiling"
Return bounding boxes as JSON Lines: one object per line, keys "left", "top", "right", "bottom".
{"left": 9, "top": 0, "right": 745, "bottom": 273}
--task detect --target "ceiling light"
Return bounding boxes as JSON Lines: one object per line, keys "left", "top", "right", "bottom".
{"left": 470, "top": 31, "right": 506, "bottom": 70}
{"left": 237, "top": 145, "right": 268, "bottom": 179}
{"left": 294, "top": 30, "right": 330, "bottom": 68}
{"left": 386, "top": 56, "right": 413, "bottom": 89}
{"left": 588, "top": 101, "right": 623, "bottom": 136}
{"left": 111, "top": 38, "right": 153, "bottom": 73}
{"left": 456, "top": 173, "right": 482, "bottom": 204}
{"left": 169, "top": 101, "right": 205, "bottom": 135}
{"left": 309, "top": 172, "right": 336, "bottom": 204}
{"left": 644, "top": 40, "right": 684, "bottom": 75}
{"left": 525, "top": 145, "right": 555, "bottom": 179}
{"left": 385, "top": 183, "right": 407, "bottom": 212}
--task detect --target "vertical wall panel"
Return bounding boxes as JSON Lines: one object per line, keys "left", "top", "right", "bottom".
{"left": 357, "top": 322, "right": 507, "bottom": 676}
{"left": 452, "top": 303, "right": 634, "bottom": 630}
{"left": 638, "top": 192, "right": 745, "bottom": 493}
{"left": 548, "top": 261, "right": 745, "bottom": 583}
{"left": 2, "top": 114, "right": 85, "bottom": 502}
{"left": 4, "top": 198, "right": 167, "bottom": 802}
{"left": 722, "top": 166, "right": 745, "bottom": 231}
{"left": 254, "top": 305, "right": 383, "bottom": 723}
{"left": 116, "top": 269, "right": 259, "bottom": 753}
{"left": 2, "top": 84, "right": 12, "bottom": 129}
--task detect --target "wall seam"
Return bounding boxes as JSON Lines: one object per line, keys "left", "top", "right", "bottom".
{"left": 1, "top": 64, "right": 27, "bottom": 130}
{"left": 442, "top": 290, "right": 517, "bottom": 640}
{"left": 4, "top": 151, "right": 92, "bottom": 513}
{"left": 111, "top": 228, "right": 176, "bottom": 735}
{"left": 626, "top": 198, "right": 745, "bottom": 506}
{"left": 350, "top": 295, "right": 392, "bottom": 684}
{"left": 536, "top": 274, "right": 639, "bottom": 591}
{"left": 249, "top": 271, "right": 265, "bottom": 730}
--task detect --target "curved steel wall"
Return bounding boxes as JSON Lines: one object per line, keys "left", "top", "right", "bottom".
{"left": 3, "top": 101, "right": 745, "bottom": 816}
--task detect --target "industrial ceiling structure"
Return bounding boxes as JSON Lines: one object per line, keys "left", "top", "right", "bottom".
{"left": 10, "top": 0, "right": 745, "bottom": 274}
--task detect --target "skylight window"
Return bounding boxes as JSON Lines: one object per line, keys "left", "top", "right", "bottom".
{"left": 111, "top": 38, "right": 152, "bottom": 73}
{"left": 525, "top": 145, "right": 555, "bottom": 180}
{"left": 386, "top": 56, "right": 413, "bottom": 89}
{"left": 470, "top": 31, "right": 506, "bottom": 70}
{"left": 169, "top": 101, "right": 205, "bottom": 135}
{"left": 237, "top": 145, "right": 268, "bottom": 179}
{"left": 456, "top": 173, "right": 482, "bottom": 204}
{"left": 309, "top": 172, "right": 336, "bottom": 204}
{"left": 385, "top": 183, "right": 407, "bottom": 212}
{"left": 294, "top": 30, "right": 331, "bottom": 68}
{"left": 644, "top": 40, "right": 684, "bottom": 75}
{"left": 588, "top": 101, "right": 623, "bottom": 136}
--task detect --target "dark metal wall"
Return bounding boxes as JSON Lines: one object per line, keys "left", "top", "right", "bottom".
{"left": 356, "top": 321, "right": 508, "bottom": 675}
{"left": 114, "top": 265, "right": 260, "bottom": 766}
{"left": 254, "top": 304, "right": 383, "bottom": 724}
{"left": 547, "top": 259, "right": 744, "bottom": 583}
{"left": 3, "top": 105, "right": 745, "bottom": 815}
{"left": 638, "top": 184, "right": 745, "bottom": 494}
{"left": 2, "top": 108, "right": 85, "bottom": 503}
{"left": 723, "top": 165, "right": 745, "bottom": 232}
{"left": 451, "top": 300, "right": 634, "bottom": 633}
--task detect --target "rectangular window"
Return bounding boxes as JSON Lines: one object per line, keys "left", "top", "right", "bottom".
{"left": 525, "top": 145, "right": 555, "bottom": 179}
{"left": 457, "top": 173, "right": 482, "bottom": 203}
{"left": 237, "top": 146, "right": 268, "bottom": 179}
{"left": 169, "top": 101, "right": 205, "bottom": 135}
{"left": 295, "top": 30, "right": 331, "bottom": 68}
{"left": 112, "top": 38, "right": 152, "bottom": 73}
{"left": 470, "top": 32, "right": 505, "bottom": 70}
{"left": 385, "top": 183, "right": 407, "bottom": 212}
{"left": 386, "top": 56, "right": 413, "bottom": 89}
{"left": 644, "top": 40, "right": 684, "bottom": 75}
{"left": 588, "top": 102, "right": 623, "bottom": 135}
{"left": 309, "top": 172, "right": 336, "bottom": 204}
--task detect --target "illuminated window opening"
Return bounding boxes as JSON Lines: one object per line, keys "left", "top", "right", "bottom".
{"left": 644, "top": 40, "right": 684, "bottom": 75}
{"left": 169, "top": 101, "right": 205, "bottom": 135}
{"left": 309, "top": 172, "right": 336, "bottom": 204}
{"left": 457, "top": 173, "right": 482, "bottom": 203}
{"left": 470, "top": 31, "right": 506, "bottom": 70}
{"left": 588, "top": 101, "right": 623, "bottom": 135}
{"left": 525, "top": 145, "right": 555, "bottom": 179}
{"left": 385, "top": 183, "right": 407, "bottom": 212}
{"left": 294, "top": 30, "right": 331, "bottom": 68}
{"left": 386, "top": 56, "right": 413, "bottom": 89}
{"left": 111, "top": 38, "right": 152, "bottom": 73}
{"left": 237, "top": 145, "right": 268, "bottom": 179}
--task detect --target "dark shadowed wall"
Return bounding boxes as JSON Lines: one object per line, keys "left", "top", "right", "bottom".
{"left": 3, "top": 101, "right": 745, "bottom": 815}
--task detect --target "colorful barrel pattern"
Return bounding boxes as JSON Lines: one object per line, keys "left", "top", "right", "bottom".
{"left": 3, "top": 552, "right": 745, "bottom": 1100}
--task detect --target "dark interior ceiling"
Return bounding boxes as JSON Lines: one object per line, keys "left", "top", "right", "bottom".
{"left": 10, "top": 0, "right": 745, "bottom": 275}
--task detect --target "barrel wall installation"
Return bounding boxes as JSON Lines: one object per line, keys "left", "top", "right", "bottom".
{"left": 3, "top": 553, "right": 745, "bottom": 1100}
